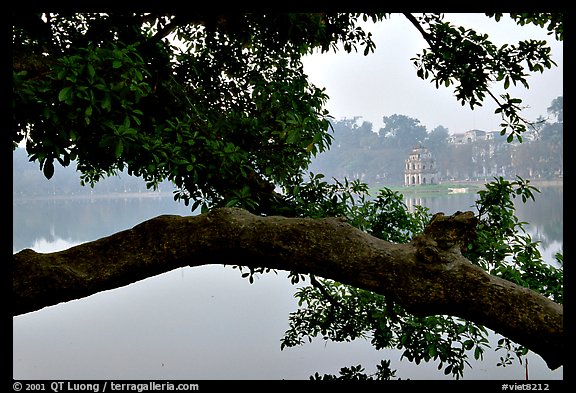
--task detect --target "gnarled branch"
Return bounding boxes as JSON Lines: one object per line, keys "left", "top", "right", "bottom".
{"left": 12, "top": 207, "right": 563, "bottom": 369}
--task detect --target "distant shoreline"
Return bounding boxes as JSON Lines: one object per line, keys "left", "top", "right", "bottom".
{"left": 13, "top": 178, "right": 562, "bottom": 202}
{"left": 377, "top": 178, "right": 562, "bottom": 196}
{"left": 393, "top": 178, "right": 562, "bottom": 188}
{"left": 12, "top": 191, "right": 175, "bottom": 202}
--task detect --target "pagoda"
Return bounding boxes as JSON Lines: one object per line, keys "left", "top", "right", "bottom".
{"left": 404, "top": 144, "right": 437, "bottom": 186}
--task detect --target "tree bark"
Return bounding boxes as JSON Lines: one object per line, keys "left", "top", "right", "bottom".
{"left": 12, "top": 207, "right": 563, "bottom": 370}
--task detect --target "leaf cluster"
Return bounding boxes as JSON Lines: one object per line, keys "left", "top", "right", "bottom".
{"left": 467, "top": 176, "right": 563, "bottom": 303}
{"left": 14, "top": 13, "right": 362, "bottom": 213}
{"left": 310, "top": 360, "right": 397, "bottom": 380}
{"left": 410, "top": 13, "right": 560, "bottom": 143}
{"left": 285, "top": 173, "right": 429, "bottom": 242}
{"left": 281, "top": 273, "right": 492, "bottom": 379}
{"left": 277, "top": 175, "right": 562, "bottom": 379}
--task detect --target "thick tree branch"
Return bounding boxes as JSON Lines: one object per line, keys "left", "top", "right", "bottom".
{"left": 12, "top": 207, "right": 563, "bottom": 370}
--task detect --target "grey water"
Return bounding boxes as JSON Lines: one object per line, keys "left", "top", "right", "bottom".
{"left": 12, "top": 185, "right": 563, "bottom": 380}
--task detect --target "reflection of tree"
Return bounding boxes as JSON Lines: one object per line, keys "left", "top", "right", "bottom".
{"left": 13, "top": 148, "right": 173, "bottom": 198}
{"left": 403, "top": 193, "right": 478, "bottom": 216}
{"left": 513, "top": 186, "right": 563, "bottom": 246}
{"left": 13, "top": 197, "right": 191, "bottom": 253}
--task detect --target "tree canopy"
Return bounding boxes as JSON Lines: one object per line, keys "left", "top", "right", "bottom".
{"left": 12, "top": 12, "right": 563, "bottom": 379}
{"left": 13, "top": 12, "right": 561, "bottom": 213}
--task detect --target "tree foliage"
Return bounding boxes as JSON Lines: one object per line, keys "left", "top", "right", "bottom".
{"left": 12, "top": 12, "right": 563, "bottom": 379}
{"left": 13, "top": 12, "right": 562, "bottom": 212}
{"left": 276, "top": 174, "right": 562, "bottom": 379}
{"left": 406, "top": 13, "right": 559, "bottom": 143}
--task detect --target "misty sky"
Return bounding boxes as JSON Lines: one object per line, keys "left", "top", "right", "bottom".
{"left": 302, "top": 13, "right": 563, "bottom": 134}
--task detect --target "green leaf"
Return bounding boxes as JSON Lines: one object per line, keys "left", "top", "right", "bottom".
{"left": 191, "top": 200, "right": 202, "bottom": 212}
{"left": 58, "top": 86, "right": 73, "bottom": 102}
{"left": 86, "top": 63, "right": 96, "bottom": 81}
{"left": 102, "top": 95, "right": 112, "bottom": 111}
{"left": 115, "top": 140, "right": 123, "bottom": 158}
{"left": 42, "top": 159, "right": 55, "bottom": 179}
{"left": 474, "top": 345, "right": 483, "bottom": 360}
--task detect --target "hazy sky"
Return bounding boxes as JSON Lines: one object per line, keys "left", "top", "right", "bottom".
{"left": 302, "top": 13, "right": 563, "bottom": 134}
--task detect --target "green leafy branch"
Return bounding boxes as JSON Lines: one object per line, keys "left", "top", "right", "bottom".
{"left": 408, "top": 13, "right": 560, "bottom": 143}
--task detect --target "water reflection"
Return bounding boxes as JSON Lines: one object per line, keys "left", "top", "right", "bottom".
{"left": 12, "top": 187, "right": 563, "bottom": 380}
{"left": 28, "top": 236, "right": 82, "bottom": 254}
{"left": 402, "top": 185, "right": 563, "bottom": 266}
{"left": 13, "top": 195, "right": 194, "bottom": 253}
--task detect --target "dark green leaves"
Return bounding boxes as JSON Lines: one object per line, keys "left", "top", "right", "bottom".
{"left": 15, "top": 38, "right": 155, "bottom": 183}
{"left": 14, "top": 13, "right": 340, "bottom": 211}
{"left": 310, "top": 361, "right": 397, "bottom": 380}
{"left": 58, "top": 86, "right": 74, "bottom": 103}
{"left": 486, "top": 13, "right": 563, "bottom": 41}
{"left": 41, "top": 158, "right": 54, "bottom": 179}
{"left": 465, "top": 176, "right": 562, "bottom": 303}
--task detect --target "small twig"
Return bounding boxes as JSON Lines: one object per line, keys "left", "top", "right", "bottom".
{"left": 310, "top": 274, "right": 341, "bottom": 310}
{"left": 403, "top": 13, "right": 436, "bottom": 49}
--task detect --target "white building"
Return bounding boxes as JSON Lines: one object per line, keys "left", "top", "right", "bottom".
{"left": 404, "top": 145, "right": 437, "bottom": 186}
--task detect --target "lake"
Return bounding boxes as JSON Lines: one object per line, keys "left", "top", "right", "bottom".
{"left": 12, "top": 184, "right": 563, "bottom": 380}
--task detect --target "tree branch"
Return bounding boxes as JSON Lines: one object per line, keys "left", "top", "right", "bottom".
{"left": 403, "top": 13, "right": 435, "bottom": 49}
{"left": 12, "top": 207, "right": 563, "bottom": 370}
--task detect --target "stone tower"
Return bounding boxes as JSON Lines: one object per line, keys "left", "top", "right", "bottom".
{"left": 404, "top": 144, "right": 437, "bottom": 186}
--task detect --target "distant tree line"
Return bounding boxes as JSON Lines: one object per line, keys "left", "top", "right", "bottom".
{"left": 309, "top": 96, "right": 563, "bottom": 185}
{"left": 13, "top": 148, "right": 174, "bottom": 198}
{"left": 13, "top": 96, "right": 562, "bottom": 197}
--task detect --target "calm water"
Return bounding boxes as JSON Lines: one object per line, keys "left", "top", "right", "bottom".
{"left": 401, "top": 185, "right": 563, "bottom": 266}
{"left": 12, "top": 186, "right": 563, "bottom": 380}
